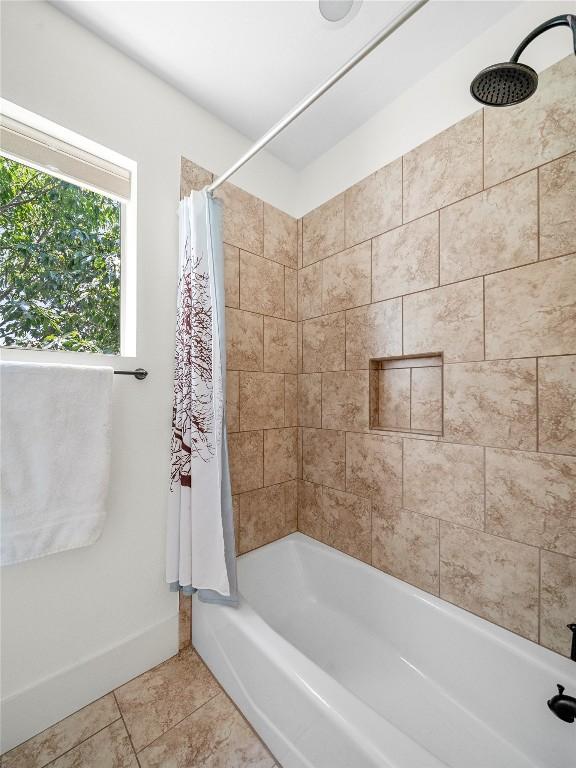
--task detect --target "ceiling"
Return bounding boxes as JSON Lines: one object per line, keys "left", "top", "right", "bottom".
{"left": 51, "top": 1, "right": 518, "bottom": 170}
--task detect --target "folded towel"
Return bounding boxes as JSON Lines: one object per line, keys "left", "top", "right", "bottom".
{"left": 1, "top": 361, "right": 113, "bottom": 565}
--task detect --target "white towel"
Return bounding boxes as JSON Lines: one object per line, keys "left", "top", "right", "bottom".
{"left": 1, "top": 361, "right": 113, "bottom": 565}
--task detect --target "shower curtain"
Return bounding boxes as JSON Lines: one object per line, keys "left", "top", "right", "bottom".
{"left": 166, "top": 189, "right": 237, "bottom": 606}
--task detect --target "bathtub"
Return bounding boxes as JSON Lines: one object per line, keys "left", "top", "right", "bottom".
{"left": 192, "top": 533, "right": 576, "bottom": 768}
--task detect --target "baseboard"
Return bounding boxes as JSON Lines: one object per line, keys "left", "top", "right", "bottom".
{"left": 1, "top": 613, "right": 179, "bottom": 753}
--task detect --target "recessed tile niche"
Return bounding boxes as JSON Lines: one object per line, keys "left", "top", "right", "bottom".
{"left": 369, "top": 354, "right": 443, "bottom": 435}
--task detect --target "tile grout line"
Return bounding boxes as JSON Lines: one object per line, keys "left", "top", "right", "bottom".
{"left": 483, "top": 446, "right": 487, "bottom": 531}
{"left": 112, "top": 690, "right": 142, "bottom": 768}
{"left": 482, "top": 276, "right": 486, "bottom": 361}
{"left": 134, "top": 690, "right": 223, "bottom": 757}
{"left": 537, "top": 547, "right": 542, "bottom": 645}
{"left": 225, "top": 149, "right": 574, "bottom": 260}
{"left": 481, "top": 107, "right": 485, "bottom": 191}
{"left": 296, "top": 249, "right": 575, "bottom": 324}
{"left": 24, "top": 716, "right": 124, "bottom": 768}
{"left": 438, "top": 515, "right": 442, "bottom": 599}
{"left": 244, "top": 348, "right": 575, "bottom": 379}
{"left": 535, "top": 357, "right": 540, "bottom": 452}
{"left": 537, "top": 166, "right": 541, "bottom": 261}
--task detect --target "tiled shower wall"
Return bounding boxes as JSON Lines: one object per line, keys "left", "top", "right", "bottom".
{"left": 297, "top": 55, "right": 576, "bottom": 658}
{"left": 179, "top": 159, "right": 299, "bottom": 647}
{"left": 180, "top": 55, "right": 575, "bottom": 657}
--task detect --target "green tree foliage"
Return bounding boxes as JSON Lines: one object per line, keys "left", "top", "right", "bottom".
{"left": 0, "top": 156, "right": 121, "bottom": 353}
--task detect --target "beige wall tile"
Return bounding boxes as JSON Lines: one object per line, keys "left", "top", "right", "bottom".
{"left": 484, "top": 55, "right": 576, "bottom": 187}
{"left": 440, "top": 172, "right": 538, "bottom": 283}
{"left": 322, "top": 241, "right": 371, "bottom": 313}
{"left": 297, "top": 321, "right": 303, "bottom": 374}
{"left": 215, "top": 182, "right": 263, "bottom": 255}
{"left": 224, "top": 244, "right": 240, "bottom": 308}
{"left": 302, "top": 193, "right": 345, "bottom": 266}
{"left": 322, "top": 370, "right": 369, "bottom": 430}
{"left": 226, "top": 370, "right": 239, "bottom": 432}
{"left": 404, "top": 439, "right": 484, "bottom": 529}
{"left": 298, "top": 262, "right": 322, "bottom": 320}
{"left": 180, "top": 158, "right": 211, "bottom": 198}
{"left": 226, "top": 308, "right": 263, "bottom": 371}
{"left": 263, "top": 202, "right": 297, "bottom": 268}
{"left": 539, "top": 355, "right": 576, "bottom": 455}
{"left": 302, "top": 428, "right": 345, "bottom": 490}
{"left": 138, "top": 694, "right": 273, "bottom": 768}
{"left": 346, "top": 432, "right": 402, "bottom": 505}
{"left": 285, "top": 266, "right": 297, "bottom": 321}
{"left": 403, "top": 111, "right": 483, "bottom": 221}
{"left": 302, "top": 312, "right": 345, "bottom": 372}
{"left": 378, "top": 368, "right": 411, "bottom": 430}
{"left": 284, "top": 374, "right": 298, "bottom": 427}
{"left": 264, "top": 428, "right": 298, "bottom": 486}
{"left": 239, "top": 484, "right": 290, "bottom": 553}
{"left": 239, "top": 372, "right": 284, "bottom": 431}
{"left": 411, "top": 366, "right": 442, "bottom": 433}
{"left": 444, "top": 360, "right": 537, "bottom": 450}
{"left": 485, "top": 255, "right": 576, "bottom": 359}
{"left": 298, "top": 480, "right": 323, "bottom": 540}
{"left": 539, "top": 152, "right": 576, "bottom": 260}
{"left": 297, "top": 217, "right": 303, "bottom": 269}
{"left": 540, "top": 550, "right": 576, "bottom": 657}
{"left": 264, "top": 317, "right": 297, "bottom": 373}
{"left": 403, "top": 278, "right": 484, "bottom": 363}
{"left": 228, "top": 430, "right": 263, "bottom": 494}
{"left": 322, "top": 487, "right": 371, "bottom": 563}
{"left": 440, "top": 522, "right": 539, "bottom": 641}
{"left": 372, "top": 506, "right": 439, "bottom": 594}
{"left": 372, "top": 213, "right": 439, "bottom": 302}
{"left": 2, "top": 694, "right": 120, "bottom": 768}
{"left": 298, "top": 373, "right": 322, "bottom": 428}
{"left": 486, "top": 448, "right": 576, "bottom": 557}
{"left": 115, "top": 649, "right": 220, "bottom": 751}
{"left": 345, "top": 299, "right": 402, "bottom": 370}
{"left": 297, "top": 426, "right": 303, "bottom": 479}
{"left": 240, "top": 250, "right": 284, "bottom": 317}
{"left": 344, "top": 159, "right": 402, "bottom": 247}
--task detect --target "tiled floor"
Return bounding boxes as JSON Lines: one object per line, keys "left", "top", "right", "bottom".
{"left": 2, "top": 649, "right": 278, "bottom": 768}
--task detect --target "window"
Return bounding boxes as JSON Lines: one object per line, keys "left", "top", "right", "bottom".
{"left": 0, "top": 107, "right": 135, "bottom": 355}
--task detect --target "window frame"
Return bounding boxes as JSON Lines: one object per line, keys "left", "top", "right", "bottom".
{"left": 0, "top": 99, "right": 137, "bottom": 357}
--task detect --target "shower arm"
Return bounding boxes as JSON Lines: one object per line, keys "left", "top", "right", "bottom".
{"left": 510, "top": 14, "right": 576, "bottom": 63}
{"left": 206, "top": 0, "right": 429, "bottom": 195}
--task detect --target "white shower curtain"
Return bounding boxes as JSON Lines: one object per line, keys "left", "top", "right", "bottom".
{"left": 166, "top": 190, "right": 237, "bottom": 605}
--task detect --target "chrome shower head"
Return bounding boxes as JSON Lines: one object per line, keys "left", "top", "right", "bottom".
{"left": 470, "top": 14, "right": 576, "bottom": 107}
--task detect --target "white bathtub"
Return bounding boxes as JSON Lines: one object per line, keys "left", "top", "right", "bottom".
{"left": 193, "top": 533, "right": 576, "bottom": 768}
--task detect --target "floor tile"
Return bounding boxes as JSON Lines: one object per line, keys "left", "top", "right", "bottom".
{"left": 48, "top": 720, "right": 137, "bottom": 768}
{"left": 114, "top": 650, "right": 221, "bottom": 751}
{"left": 138, "top": 693, "right": 274, "bottom": 768}
{"left": 2, "top": 694, "right": 119, "bottom": 768}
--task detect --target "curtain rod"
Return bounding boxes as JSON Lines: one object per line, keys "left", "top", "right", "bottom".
{"left": 206, "top": 0, "right": 429, "bottom": 194}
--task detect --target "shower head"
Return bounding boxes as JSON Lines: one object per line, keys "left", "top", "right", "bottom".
{"left": 470, "top": 14, "right": 576, "bottom": 107}
{"left": 470, "top": 62, "right": 538, "bottom": 107}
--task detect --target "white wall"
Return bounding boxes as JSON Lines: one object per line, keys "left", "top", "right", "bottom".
{"left": 0, "top": 0, "right": 297, "bottom": 752}
{"left": 294, "top": 0, "right": 574, "bottom": 216}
